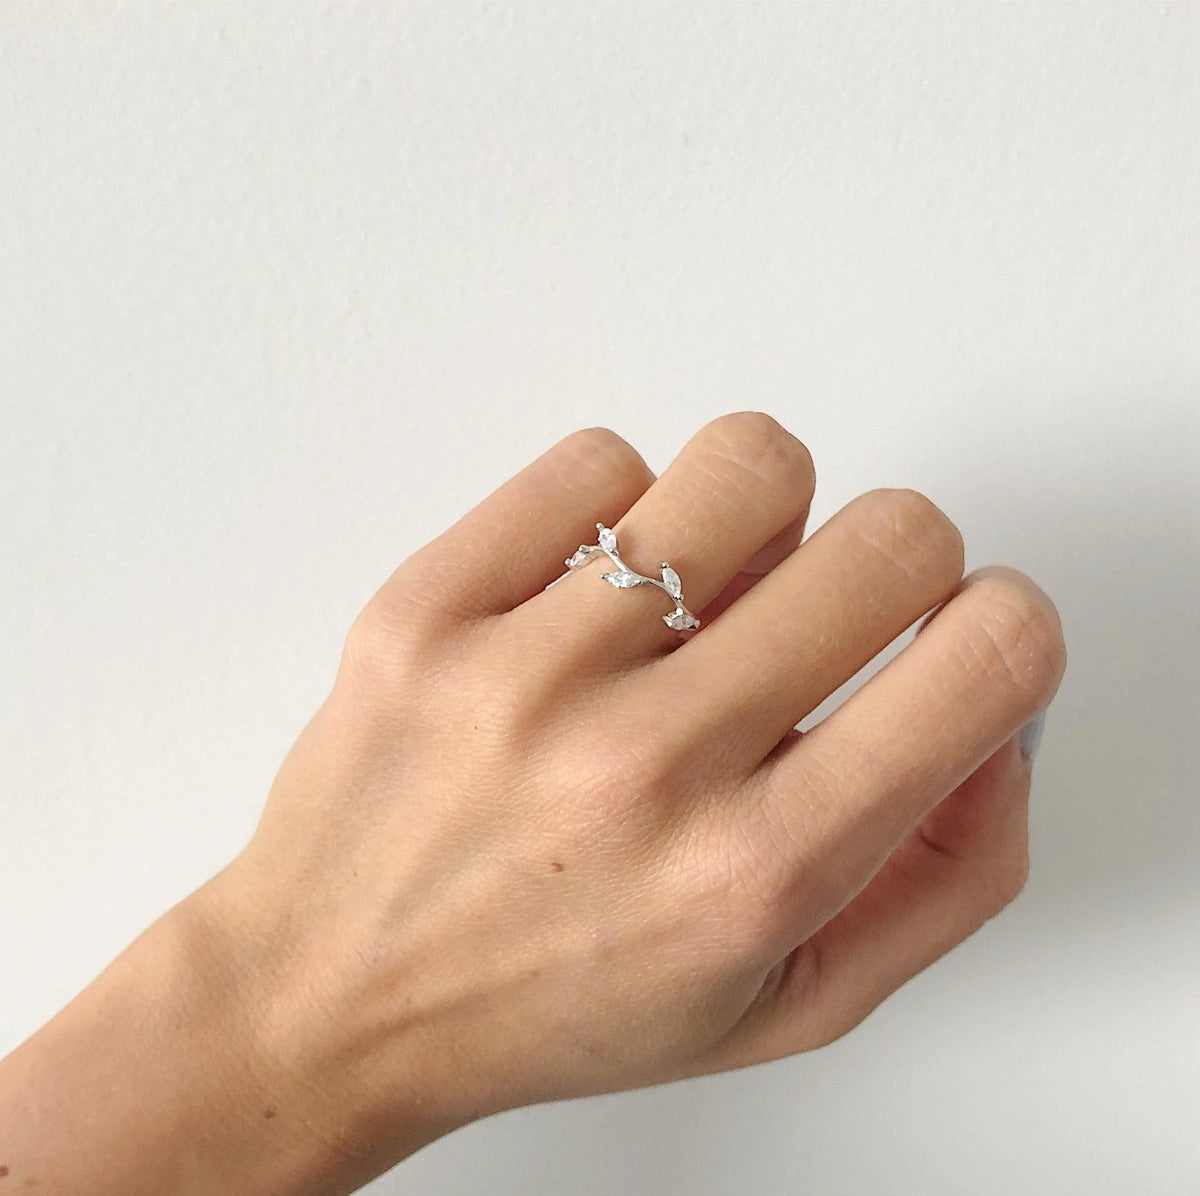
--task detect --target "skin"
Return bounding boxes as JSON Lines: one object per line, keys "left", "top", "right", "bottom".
{"left": 0, "top": 412, "right": 1067, "bottom": 1194}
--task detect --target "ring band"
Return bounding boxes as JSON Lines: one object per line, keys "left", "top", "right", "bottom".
{"left": 549, "top": 522, "right": 700, "bottom": 631}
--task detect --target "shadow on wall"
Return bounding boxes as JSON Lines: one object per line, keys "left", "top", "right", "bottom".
{"left": 983, "top": 425, "right": 1199, "bottom": 921}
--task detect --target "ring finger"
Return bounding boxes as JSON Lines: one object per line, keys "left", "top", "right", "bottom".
{"left": 648, "top": 486, "right": 967, "bottom": 775}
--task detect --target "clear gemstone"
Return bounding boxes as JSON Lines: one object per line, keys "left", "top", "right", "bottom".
{"left": 597, "top": 526, "right": 617, "bottom": 552}
{"left": 660, "top": 564, "right": 682, "bottom": 599}
{"left": 565, "top": 548, "right": 593, "bottom": 568}
{"left": 663, "top": 609, "right": 699, "bottom": 631}
{"left": 601, "top": 569, "right": 643, "bottom": 588}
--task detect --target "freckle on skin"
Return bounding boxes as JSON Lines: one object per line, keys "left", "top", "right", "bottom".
{"left": 263, "top": 1107, "right": 276, "bottom": 1119}
{"left": 551, "top": 861, "right": 564, "bottom": 872}
{"left": 0, "top": 1163, "right": 8, "bottom": 1177}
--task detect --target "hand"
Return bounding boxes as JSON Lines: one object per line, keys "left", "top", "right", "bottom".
{"left": 211, "top": 410, "right": 1065, "bottom": 1178}
{"left": 0, "top": 412, "right": 1066, "bottom": 1195}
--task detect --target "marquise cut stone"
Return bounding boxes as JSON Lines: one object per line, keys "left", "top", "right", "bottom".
{"left": 660, "top": 564, "right": 682, "bottom": 599}
{"left": 601, "top": 570, "right": 643, "bottom": 588}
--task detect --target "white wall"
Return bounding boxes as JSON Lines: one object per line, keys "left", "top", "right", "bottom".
{"left": 2, "top": 5, "right": 1197, "bottom": 1192}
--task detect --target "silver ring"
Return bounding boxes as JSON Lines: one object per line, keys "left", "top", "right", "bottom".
{"left": 547, "top": 522, "right": 700, "bottom": 631}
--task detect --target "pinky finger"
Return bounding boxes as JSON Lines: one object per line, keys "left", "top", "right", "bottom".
{"left": 695, "top": 723, "right": 1038, "bottom": 1073}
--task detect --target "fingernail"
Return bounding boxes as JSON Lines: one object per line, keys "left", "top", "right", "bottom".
{"left": 1019, "top": 709, "right": 1047, "bottom": 764}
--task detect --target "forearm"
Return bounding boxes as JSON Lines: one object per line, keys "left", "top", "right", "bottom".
{"left": 0, "top": 877, "right": 443, "bottom": 1196}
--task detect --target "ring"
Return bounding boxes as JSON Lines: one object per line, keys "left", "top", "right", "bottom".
{"left": 546, "top": 522, "right": 701, "bottom": 631}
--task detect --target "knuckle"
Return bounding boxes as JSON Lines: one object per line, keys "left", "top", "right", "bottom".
{"left": 714, "top": 822, "right": 788, "bottom": 946}
{"left": 336, "top": 599, "right": 431, "bottom": 706}
{"left": 963, "top": 573, "right": 1068, "bottom": 704}
{"left": 915, "top": 819, "right": 1031, "bottom": 922}
{"left": 976, "top": 845, "right": 1031, "bottom": 917}
{"left": 548, "top": 713, "right": 716, "bottom": 885}
{"left": 691, "top": 786, "right": 824, "bottom": 963}
{"left": 751, "top": 752, "right": 843, "bottom": 900}
{"left": 852, "top": 488, "right": 966, "bottom": 584}
{"left": 375, "top": 545, "right": 487, "bottom": 630}
{"left": 662, "top": 812, "right": 788, "bottom": 967}
{"left": 555, "top": 425, "right": 655, "bottom": 490}
{"left": 339, "top": 603, "right": 396, "bottom": 688}
{"left": 698, "top": 411, "right": 816, "bottom": 500}
{"left": 554, "top": 721, "right": 675, "bottom": 833}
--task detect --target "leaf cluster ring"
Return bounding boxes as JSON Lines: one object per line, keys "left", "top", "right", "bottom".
{"left": 558, "top": 523, "right": 700, "bottom": 632}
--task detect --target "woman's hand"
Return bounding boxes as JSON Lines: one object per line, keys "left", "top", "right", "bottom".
{"left": 0, "top": 413, "right": 1066, "bottom": 1196}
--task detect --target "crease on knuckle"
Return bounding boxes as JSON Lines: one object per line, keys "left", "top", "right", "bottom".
{"left": 885, "top": 825, "right": 956, "bottom": 897}
{"left": 852, "top": 488, "right": 965, "bottom": 589}
{"left": 769, "top": 934, "right": 862, "bottom": 1055}
{"left": 787, "top": 940, "right": 854, "bottom": 1046}
{"left": 699, "top": 412, "right": 815, "bottom": 500}
{"left": 964, "top": 584, "right": 1067, "bottom": 704}
{"left": 911, "top": 822, "right": 1029, "bottom": 919}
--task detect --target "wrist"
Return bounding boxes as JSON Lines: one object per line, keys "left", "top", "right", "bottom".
{"left": 152, "top": 875, "right": 381, "bottom": 1196}
{"left": 182, "top": 855, "right": 485, "bottom": 1191}
{"left": 0, "top": 864, "right": 458, "bottom": 1196}
{"left": 162, "top": 864, "right": 462, "bottom": 1194}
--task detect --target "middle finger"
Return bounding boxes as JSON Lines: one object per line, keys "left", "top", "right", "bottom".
{"left": 518, "top": 411, "right": 816, "bottom": 667}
